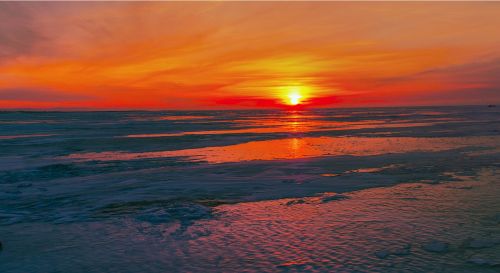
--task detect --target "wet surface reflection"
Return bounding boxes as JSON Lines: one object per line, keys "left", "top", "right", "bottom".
{"left": 0, "top": 134, "right": 55, "bottom": 140}
{"left": 66, "top": 136, "right": 498, "bottom": 164}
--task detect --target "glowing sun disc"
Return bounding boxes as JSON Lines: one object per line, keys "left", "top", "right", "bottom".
{"left": 288, "top": 93, "right": 302, "bottom": 105}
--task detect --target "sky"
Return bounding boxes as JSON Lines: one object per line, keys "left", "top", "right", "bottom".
{"left": 1, "top": 2, "right": 500, "bottom": 110}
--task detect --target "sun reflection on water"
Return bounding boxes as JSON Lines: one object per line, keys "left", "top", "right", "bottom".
{"left": 65, "top": 136, "right": 499, "bottom": 164}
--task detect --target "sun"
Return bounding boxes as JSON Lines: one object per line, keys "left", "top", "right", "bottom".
{"left": 277, "top": 85, "right": 311, "bottom": 106}
{"left": 285, "top": 86, "right": 304, "bottom": 106}
{"left": 288, "top": 93, "right": 302, "bottom": 105}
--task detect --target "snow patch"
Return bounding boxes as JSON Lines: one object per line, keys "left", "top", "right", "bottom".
{"left": 321, "top": 194, "right": 350, "bottom": 203}
{"left": 375, "top": 244, "right": 411, "bottom": 259}
{"left": 467, "top": 256, "right": 500, "bottom": 267}
{"left": 422, "top": 241, "right": 449, "bottom": 253}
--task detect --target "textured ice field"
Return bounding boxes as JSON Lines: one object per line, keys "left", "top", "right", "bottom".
{"left": 0, "top": 106, "right": 499, "bottom": 272}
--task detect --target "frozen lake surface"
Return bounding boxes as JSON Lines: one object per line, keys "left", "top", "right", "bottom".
{"left": 0, "top": 106, "right": 499, "bottom": 272}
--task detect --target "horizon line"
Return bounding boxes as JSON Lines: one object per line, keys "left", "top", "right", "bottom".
{"left": 0, "top": 104, "right": 495, "bottom": 112}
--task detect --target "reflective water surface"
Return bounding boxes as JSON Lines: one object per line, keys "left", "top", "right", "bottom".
{"left": 0, "top": 106, "right": 499, "bottom": 272}
{"left": 66, "top": 136, "right": 498, "bottom": 164}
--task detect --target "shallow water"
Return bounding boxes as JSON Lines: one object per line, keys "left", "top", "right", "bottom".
{"left": 0, "top": 106, "right": 499, "bottom": 272}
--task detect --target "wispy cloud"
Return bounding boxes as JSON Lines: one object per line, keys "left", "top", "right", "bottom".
{"left": 0, "top": 88, "right": 93, "bottom": 102}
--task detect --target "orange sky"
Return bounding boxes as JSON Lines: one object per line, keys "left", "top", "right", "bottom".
{"left": 1, "top": 2, "right": 500, "bottom": 109}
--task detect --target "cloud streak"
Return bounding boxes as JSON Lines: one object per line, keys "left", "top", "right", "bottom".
{"left": 0, "top": 88, "right": 94, "bottom": 102}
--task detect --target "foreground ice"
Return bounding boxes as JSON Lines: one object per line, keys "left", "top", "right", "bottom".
{"left": 1, "top": 169, "right": 499, "bottom": 273}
